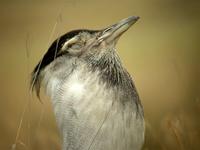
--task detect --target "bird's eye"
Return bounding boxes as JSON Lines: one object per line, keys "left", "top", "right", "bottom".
{"left": 66, "top": 43, "right": 83, "bottom": 56}
{"left": 60, "top": 36, "right": 84, "bottom": 56}
{"left": 61, "top": 36, "right": 79, "bottom": 50}
{"left": 70, "top": 43, "right": 82, "bottom": 49}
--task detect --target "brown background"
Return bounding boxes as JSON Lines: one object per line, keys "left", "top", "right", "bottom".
{"left": 0, "top": 0, "right": 200, "bottom": 149}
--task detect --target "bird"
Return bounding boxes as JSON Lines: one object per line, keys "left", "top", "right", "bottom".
{"left": 31, "top": 16, "right": 145, "bottom": 150}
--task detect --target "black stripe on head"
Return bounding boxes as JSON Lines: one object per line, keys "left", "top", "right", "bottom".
{"left": 31, "top": 29, "right": 98, "bottom": 97}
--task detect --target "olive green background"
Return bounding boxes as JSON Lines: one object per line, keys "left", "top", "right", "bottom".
{"left": 0, "top": 0, "right": 199, "bottom": 149}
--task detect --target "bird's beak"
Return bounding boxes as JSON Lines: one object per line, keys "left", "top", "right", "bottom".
{"left": 98, "top": 16, "right": 139, "bottom": 44}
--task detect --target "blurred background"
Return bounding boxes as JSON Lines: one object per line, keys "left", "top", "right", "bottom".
{"left": 0, "top": 0, "right": 199, "bottom": 149}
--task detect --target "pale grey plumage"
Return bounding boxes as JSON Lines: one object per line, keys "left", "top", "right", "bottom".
{"left": 31, "top": 16, "right": 145, "bottom": 150}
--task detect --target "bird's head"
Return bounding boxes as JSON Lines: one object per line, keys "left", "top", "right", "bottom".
{"left": 31, "top": 16, "right": 139, "bottom": 97}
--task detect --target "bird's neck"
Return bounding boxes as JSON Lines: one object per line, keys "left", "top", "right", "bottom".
{"left": 42, "top": 51, "right": 138, "bottom": 102}
{"left": 85, "top": 49, "right": 128, "bottom": 87}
